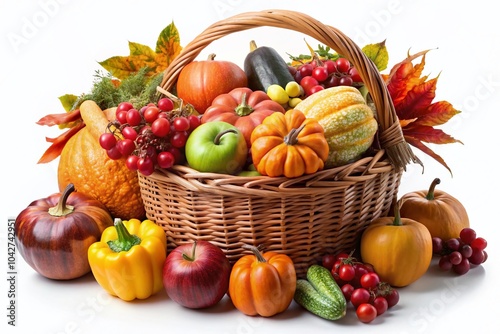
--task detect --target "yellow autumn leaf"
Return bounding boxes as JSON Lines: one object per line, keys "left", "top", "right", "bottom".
{"left": 98, "top": 21, "right": 182, "bottom": 80}
{"left": 362, "top": 40, "right": 389, "bottom": 71}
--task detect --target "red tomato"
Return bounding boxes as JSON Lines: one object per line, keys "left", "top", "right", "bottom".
{"left": 372, "top": 296, "right": 388, "bottom": 316}
{"left": 360, "top": 272, "right": 380, "bottom": 289}
{"left": 356, "top": 303, "right": 378, "bottom": 323}
{"left": 350, "top": 288, "right": 370, "bottom": 308}
{"left": 338, "top": 264, "right": 355, "bottom": 282}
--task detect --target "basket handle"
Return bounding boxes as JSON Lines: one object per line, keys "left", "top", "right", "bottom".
{"left": 159, "top": 9, "right": 420, "bottom": 170}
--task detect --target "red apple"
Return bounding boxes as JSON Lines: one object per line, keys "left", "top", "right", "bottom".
{"left": 162, "top": 240, "right": 231, "bottom": 309}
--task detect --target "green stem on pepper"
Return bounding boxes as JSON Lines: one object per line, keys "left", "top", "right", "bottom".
{"left": 107, "top": 218, "right": 141, "bottom": 252}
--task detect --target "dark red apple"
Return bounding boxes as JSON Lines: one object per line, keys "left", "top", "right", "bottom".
{"left": 162, "top": 240, "right": 231, "bottom": 308}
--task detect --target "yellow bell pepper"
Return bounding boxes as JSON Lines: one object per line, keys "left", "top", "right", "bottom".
{"left": 88, "top": 218, "right": 166, "bottom": 301}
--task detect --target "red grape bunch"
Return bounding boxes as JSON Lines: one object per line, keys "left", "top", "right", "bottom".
{"left": 432, "top": 227, "right": 488, "bottom": 275}
{"left": 289, "top": 57, "right": 363, "bottom": 97}
{"left": 98, "top": 97, "right": 201, "bottom": 176}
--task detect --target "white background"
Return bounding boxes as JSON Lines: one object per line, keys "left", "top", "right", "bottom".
{"left": 1, "top": 0, "right": 499, "bottom": 333}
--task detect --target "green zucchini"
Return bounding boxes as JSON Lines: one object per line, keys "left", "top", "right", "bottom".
{"left": 243, "top": 40, "right": 294, "bottom": 92}
{"left": 294, "top": 265, "right": 346, "bottom": 320}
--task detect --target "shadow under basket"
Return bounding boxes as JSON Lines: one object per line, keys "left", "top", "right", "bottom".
{"left": 138, "top": 9, "right": 418, "bottom": 278}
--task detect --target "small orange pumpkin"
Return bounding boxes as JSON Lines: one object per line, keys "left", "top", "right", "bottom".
{"left": 360, "top": 200, "right": 432, "bottom": 287}
{"left": 399, "top": 178, "right": 470, "bottom": 240}
{"left": 228, "top": 245, "right": 296, "bottom": 317}
{"left": 250, "top": 108, "right": 329, "bottom": 178}
{"left": 176, "top": 53, "right": 248, "bottom": 114}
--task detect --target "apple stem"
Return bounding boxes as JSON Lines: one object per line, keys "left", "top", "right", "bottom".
{"left": 242, "top": 244, "right": 266, "bottom": 263}
{"left": 425, "top": 178, "right": 441, "bottom": 200}
{"left": 48, "top": 183, "right": 75, "bottom": 217}
{"left": 182, "top": 240, "right": 198, "bottom": 262}
{"left": 107, "top": 218, "right": 141, "bottom": 253}
{"left": 214, "top": 128, "right": 238, "bottom": 145}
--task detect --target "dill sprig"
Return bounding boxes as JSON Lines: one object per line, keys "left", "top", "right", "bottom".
{"left": 77, "top": 67, "right": 164, "bottom": 110}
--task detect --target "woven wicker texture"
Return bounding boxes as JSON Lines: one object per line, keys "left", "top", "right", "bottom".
{"left": 140, "top": 9, "right": 417, "bottom": 277}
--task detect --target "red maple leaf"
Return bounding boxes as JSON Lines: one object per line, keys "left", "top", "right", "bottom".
{"left": 384, "top": 50, "right": 462, "bottom": 174}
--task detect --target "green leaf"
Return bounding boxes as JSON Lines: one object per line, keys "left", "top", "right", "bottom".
{"left": 362, "top": 40, "right": 389, "bottom": 71}
{"left": 58, "top": 94, "right": 79, "bottom": 112}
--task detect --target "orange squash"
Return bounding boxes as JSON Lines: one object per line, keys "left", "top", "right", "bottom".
{"left": 399, "top": 178, "right": 470, "bottom": 240}
{"left": 228, "top": 245, "right": 296, "bottom": 317}
{"left": 360, "top": 201, "right": 432, "bottom": 287}
{"left": 58, "top": 100, "right": 145, "bottom": 220}
{"left": 250, "top": 108, "right": 329, "bottom": 178}
{"left": 176, "top": 53, "right": 248, "bottom": 114}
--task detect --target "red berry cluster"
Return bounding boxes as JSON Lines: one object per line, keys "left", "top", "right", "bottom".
{"left": 289, "top": 57, "right": 362, "bottom": 97}
{"left": 433, "top": 227, "right": 488, "bottom": 275}
{"left": 98, "top": 98, "right": 201, "bottom": 176}
{"left": 322, "top": 252, "right": 399, "bottom": 323}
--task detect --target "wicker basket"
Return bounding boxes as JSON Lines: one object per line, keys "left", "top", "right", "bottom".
{"left": 138, "top": 10, "right": 419, "bottom": 277}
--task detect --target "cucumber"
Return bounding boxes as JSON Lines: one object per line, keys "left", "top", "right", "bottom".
{"left": 294, "top": 265, "right": 346, "bottom": 320}
{"left": 243, "top": 40, "right": 295, "bottom": 92}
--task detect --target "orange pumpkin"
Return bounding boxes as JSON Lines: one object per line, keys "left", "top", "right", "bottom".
{"left": 58, "top": 100, "right": 145, "bottom": 220}
{"left": 176, "top": 53, "right": 248, "bottom": 114}
{"left": 250, "top": 109, "right": 329, "bottom": 178}
{"left": 399, "top": 178, "right": 470, "bottom": 240}
{"left": 228, "top": 245, "right": 296, "bottom": 317}
{"left": 360, "top": 201, "right": 433, "bottom": 287}
{"left": 202, "top": 87, "right": 285, "bottom": 147}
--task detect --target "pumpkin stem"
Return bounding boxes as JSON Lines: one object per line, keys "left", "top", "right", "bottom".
{"left": 234, "top": 93, "right": 255, "bottom": 117}
{"left": 107, "top": 218, "right": 141, "bottom": 253}
{"left": 214, "top": 128, "right": 238, "bottom": 145}
{"left": 207, "top": 53, "right": 216, "bottom": 61}
{"left": 48, "top": 183, "right": 75, "bottom": 217}
{"left": 426, "top": 178, "right": 441, "bottom": 200}
{"left": 392, "top": 197, "right": 403, "bottom": 226}
{"left": 182, "top": 240, "right": 198, "bottom": 262}
{"left": 242, "top": 244, "right": 267, "bottom": 263}
{"left": 284, "top": 124, "right": 306, "bottom": 145}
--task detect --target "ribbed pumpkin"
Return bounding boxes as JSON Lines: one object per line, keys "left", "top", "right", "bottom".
{"left": 399, "top": 178, "right": 470, "bottom": 241}
{"left": 58, "top": 100, "right": 145, "bottom": 220}
{"left": 294, "top": 86, "right": 378, "bottom": 167}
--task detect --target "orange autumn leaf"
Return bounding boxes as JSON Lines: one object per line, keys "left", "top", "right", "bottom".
{"left": 37, "top": 122, "right": 85, "bottom": 163}
{"left": 385, "top": 50, "right": 462, "bottom": 174}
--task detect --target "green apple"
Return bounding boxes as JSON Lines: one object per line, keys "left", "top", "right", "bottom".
{"left": 185, "top": 121, "right": 248, "bottom": 174}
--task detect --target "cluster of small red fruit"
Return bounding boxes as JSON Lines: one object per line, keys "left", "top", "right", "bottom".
{"left": 289, "top": 57, "right": 362, "bottom": 96}
{"left": 433, "top": 227, "right": 488, "bottom": 275}
{"left": 98, "top": 98, "right": 201, "bottom": 176}
{"left": 322, "top": 252, "right": 399, "bottom": 324}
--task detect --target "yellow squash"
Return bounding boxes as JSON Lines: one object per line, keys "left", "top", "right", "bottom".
{"left": 294, "top": 86, "right": 378, "bottom": 167}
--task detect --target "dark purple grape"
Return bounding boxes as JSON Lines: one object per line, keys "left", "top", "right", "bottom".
{"left": 460, "top": 244, "right": 473, "bottom": 259}
{"left": 438, "top": 255, "right": 452, "bottom": 271}
{"left": 469, "top": 248, "right": 485, "bottom": 265}
{"left": 432, "top": 237, "right": 444, "bottom": 255}
{"left": 448, "top": 251, "right": 462, "bottom": 265}
{"left": 459, "top": 227, "right": 477, "bottom": 244}
{"left": 446, "top": 238, "right": 461, "bottom": 251}
{"left": 453, "top": 258, "right": 470, "bottom": 275}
